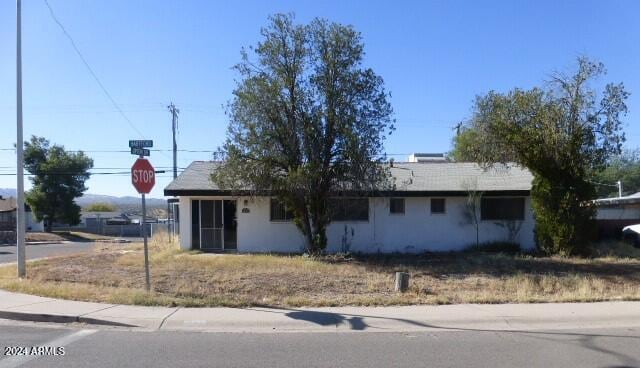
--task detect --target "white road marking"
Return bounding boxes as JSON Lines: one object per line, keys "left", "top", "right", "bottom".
{"left": 0, "top": 329, "right": 97, "bottom": 368}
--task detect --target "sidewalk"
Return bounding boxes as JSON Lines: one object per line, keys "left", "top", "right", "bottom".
{"left": 1, "top": 289, "right": 639, "bottom": 333}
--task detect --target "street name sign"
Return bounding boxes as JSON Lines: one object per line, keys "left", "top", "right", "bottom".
{"left": 131, "top": 147, "right": 150, "bottom": 156}
{"left": 129, "top": 140, "right": 153, "bottom": 149}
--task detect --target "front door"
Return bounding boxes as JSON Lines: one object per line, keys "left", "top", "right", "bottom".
{"left": 191, "top": 199, "right": 237, "bottom": 251}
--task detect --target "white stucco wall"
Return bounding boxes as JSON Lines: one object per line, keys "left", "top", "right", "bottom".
{"left": 26, "top": 212, "right": 44, "bottom": 232}
{"left": 178, "top": 195, "right": 535, "bottom": 253}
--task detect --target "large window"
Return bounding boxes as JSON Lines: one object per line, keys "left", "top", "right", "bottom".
{"left": 270, "top": 198, "right": 294, "bottom": 221}
{"left": 330, "top": 198, "right": 369, "bottom": 222}
{"left": 430, "top": 198, "right": 446, "bottom": 214}
{"left": 389, "top": 198, "right": 405, "bottom": 215}
{"left": 481, "top": 197, "right": 525, "bottom": 221}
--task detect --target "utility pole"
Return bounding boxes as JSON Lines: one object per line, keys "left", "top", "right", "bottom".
{"left": 167, "top": 102, "right": 179, "bottom": 179}
{"left": 16, "top": 0, "right": 26, "bottom": 278}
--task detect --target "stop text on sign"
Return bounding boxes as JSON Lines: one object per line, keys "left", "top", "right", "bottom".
{"left": 132, "top": 169, "right": 154, "bottom": 183}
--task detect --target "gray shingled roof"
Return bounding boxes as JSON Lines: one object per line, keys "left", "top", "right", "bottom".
{"left": 165, "top": 161, "right": 532, "bottom": 195}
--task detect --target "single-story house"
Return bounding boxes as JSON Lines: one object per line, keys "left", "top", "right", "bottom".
{"left": 164, "top": 160, "right": 536, "bottom": 253}
{"left": 0, "top": 196, "right": 44, "bottom": 232}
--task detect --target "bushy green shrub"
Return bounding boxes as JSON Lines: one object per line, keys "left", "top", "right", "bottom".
{"left": 532, "top": 176, "right": 596, "bottom": 256}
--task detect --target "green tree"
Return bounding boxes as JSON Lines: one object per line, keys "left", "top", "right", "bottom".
{"left": 593, "top": 149, "right": 640, "bottom": 198}
{"left": 212, "top": 14, "right": 394, "bottom": 254}
{"left": 85, "top": 202, "right": 116, "bottom": 212}
{"left": 24, "top": 136, "right": 93, "bottom": 231}
{"left": 466, "top": 58, "right": 628, "bottom": 255}
{"left": 450, "top": 127, "right": 520, "bottom": 162}
{"left": 462, "top": 179, "right": 482, "bottom": 248}
{"left": 449, "top": 128, "right": 480, "bottom": 162}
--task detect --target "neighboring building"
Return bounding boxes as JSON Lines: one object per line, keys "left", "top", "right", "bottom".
{"left": 164, "top": 160, "right": 535, "bottom": 253}
{"left": 594, "top": 193, "right": 640, "bottom": 239}
{"left": 407, "top": 153, "right": 447, "bottom": 163}
{"left": 80, "top": 212, "right": 129, "bottom": 227}
{"left": 0, "top": 196, "right": 44, "bottom": 232}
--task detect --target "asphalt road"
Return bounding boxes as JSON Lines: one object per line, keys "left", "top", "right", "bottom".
{"left": 0, "top": 242, "right": 96, "bottom": 264}
{"left": 0, "top": 323, "right": 638, "bottom": 368}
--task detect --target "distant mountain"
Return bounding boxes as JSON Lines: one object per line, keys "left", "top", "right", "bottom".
{"left": 0, "top": 188, "right": 17, "bottom": 198}
{"left": 77, "top": 194, "right": 168, "bottom": 219}
{"left": 75, "top": 193, "right": 166, "bottom": 208}
{"left": 0, "top": 189, "right": 167, "bottom": 218}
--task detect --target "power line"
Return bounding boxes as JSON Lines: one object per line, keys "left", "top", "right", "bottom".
{"left": 0, "top": 167, "right": 187, "bottom": 171}
{"left": 42, "top": 0, "right": 146, "bottom": 138}
{"left": 0, "top": 148, "right": 414, "bottom": 155}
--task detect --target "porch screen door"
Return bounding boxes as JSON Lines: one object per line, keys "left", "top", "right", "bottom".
{"left": 200, "top": 200, "right": 223, "bottom": 250}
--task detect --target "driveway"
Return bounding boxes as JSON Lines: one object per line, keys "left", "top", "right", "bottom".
{"left": 0, "top": 242, "right": 96, "bottom": 264}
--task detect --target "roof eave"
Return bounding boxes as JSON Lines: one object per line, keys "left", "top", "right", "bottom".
{"left": 163, "top": 189, "right": 531, "bottom": 197}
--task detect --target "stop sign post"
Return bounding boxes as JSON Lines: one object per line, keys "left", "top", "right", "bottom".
{"left": 131, "top": 155, "right": 155, "bottom": 292}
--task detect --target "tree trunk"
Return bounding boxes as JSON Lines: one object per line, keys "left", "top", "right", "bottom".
{"left": 309, "top": 222, "right": 327, "bottom": 255}
{"left": 299, "top": 209, "right": 314, "bottom": 253}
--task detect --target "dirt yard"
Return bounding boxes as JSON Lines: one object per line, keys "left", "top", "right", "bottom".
{"left": 0, "top": 237, "right": 639, "bottom": 307}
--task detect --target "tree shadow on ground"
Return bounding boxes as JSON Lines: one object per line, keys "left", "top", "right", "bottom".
{"left": 285, "top": 310, "right": 366, "bottom": 330}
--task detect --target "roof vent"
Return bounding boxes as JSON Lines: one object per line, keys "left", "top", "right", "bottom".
{"left": 408, "top": 153, "right": 447, "bottom": 163}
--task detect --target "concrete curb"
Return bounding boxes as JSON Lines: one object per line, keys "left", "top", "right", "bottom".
{"left": 1, "top": 239, "right": 130, "bottom": 246}
{"left": 0, "top": 310, "right": 138, "bottom": 327}
{"left": 1, "top": 241, "right": 71, "bottom": 246}
{"left": 93, "top": 239, "right": 130, "bottom": 243}
{"left": 2, "top": 289, "right": 640, "bottom": 333}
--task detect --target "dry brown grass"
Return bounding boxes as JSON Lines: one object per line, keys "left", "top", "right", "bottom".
{"left": 1, "top": 235, "right": 639, "bottom": 307}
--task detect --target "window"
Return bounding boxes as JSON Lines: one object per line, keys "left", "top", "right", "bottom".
{"left": 330, "top": 198, "right": 369, "bottom": 221}
{"left": 389, "top": 198, "right": 405, "bottom": 214}
{"left": 481, "top": 198, "right": 525, "bottom": 221}
{"left": 270, "top": 198, "right": 294, "bottom": 221}
{"left": 430, "top": 198, "right": 446, "bottom": 214}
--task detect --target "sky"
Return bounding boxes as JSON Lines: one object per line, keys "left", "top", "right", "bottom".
{"left": 0, "top": 0, "right": 638, "bottom": 198}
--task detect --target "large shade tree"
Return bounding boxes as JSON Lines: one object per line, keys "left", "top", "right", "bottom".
{"left": 212, "top": 14, "right": 394, "bottom": 254}
{"left": 464, "top": 58, "right": 628, "bottom": 255}
{"left": 24, "top": 136, "right": 93, "bottom": 231}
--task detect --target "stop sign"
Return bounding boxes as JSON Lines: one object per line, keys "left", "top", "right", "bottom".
{"left": 131, "top": 158, "right": 155, "bottom": 194}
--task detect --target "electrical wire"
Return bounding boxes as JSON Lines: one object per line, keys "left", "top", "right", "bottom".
{"left": 42, "top": 0, "right": 147, "bottom": 139}
{"left": 0, "top": 147, "right": 413, "bottom": 156}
